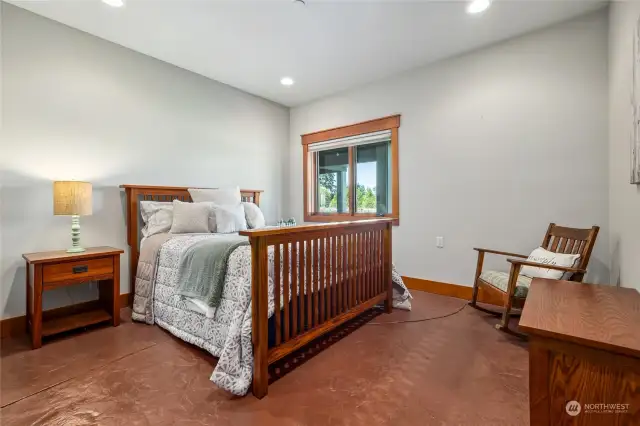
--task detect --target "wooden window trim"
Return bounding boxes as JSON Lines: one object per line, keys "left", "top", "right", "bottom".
{"left": 302, "top": 115, "right": 400, "bottom": 226}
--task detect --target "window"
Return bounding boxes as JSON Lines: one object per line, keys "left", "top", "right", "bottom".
{"left": 317, "top": 147, "right": 349, "bottom": 213}
{"left": 302, "top": 115, "right": 400, "bottom": 225}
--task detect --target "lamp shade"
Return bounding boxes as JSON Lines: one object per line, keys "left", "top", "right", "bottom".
{"left": 53, "top": 181, "right": 92, "bottom": 216}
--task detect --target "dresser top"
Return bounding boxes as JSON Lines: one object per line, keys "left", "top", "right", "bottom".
{"left": 22, "top": 246, "right": 124, "bottom": 264}
{"left": 519, "top": 279, "right": 640, "bottom": 358}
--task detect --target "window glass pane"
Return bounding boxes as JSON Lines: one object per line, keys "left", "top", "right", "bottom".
{"left": 355, "top": 142, "right": 391, "bottom": 214}
{"left": 317, "top": 147, "right": 349, "bottom": 213}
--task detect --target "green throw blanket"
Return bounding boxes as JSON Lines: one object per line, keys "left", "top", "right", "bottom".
{"left": 176, "top": 235, "right": 249, "bottom": 308}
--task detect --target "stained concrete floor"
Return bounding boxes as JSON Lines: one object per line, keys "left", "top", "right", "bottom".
{"left": 0, "top": 291, "right": 529, "bottom": 425}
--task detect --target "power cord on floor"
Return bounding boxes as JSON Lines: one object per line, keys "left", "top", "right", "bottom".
{"left": 366, "top": 303, "right": 467, "bottom": 325}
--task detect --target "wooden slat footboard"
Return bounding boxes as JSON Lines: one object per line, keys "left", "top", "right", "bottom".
{"left": 240, "top": 218, "right": 393, "bottom": 399}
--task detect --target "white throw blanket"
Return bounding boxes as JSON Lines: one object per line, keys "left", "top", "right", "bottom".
{"left": 134, "top": 234, "right": 412, "bottom": 396}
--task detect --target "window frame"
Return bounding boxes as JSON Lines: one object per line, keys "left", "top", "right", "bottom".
{"left": 302, "top": 114, "right": 400, "bottom": 225}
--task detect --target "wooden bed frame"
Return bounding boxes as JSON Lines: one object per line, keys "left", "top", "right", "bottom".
{"left": 120, "top": 185, "right": 393, "bottom": 399}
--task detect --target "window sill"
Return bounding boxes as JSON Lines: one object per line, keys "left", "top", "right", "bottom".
{"left": 304, "top": 213, "right": 399, "bottom": 226}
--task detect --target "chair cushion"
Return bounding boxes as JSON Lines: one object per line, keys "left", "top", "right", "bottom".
{"left": 480, "top": 270, "right": 532, "bottom": 298}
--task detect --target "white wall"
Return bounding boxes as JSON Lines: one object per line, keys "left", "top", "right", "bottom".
{"left": 609, "top": 1, "right": 640, "bottom": 291}
{"left": 288, "top": 10, "right": 610, "bottom": 287}
{"left": 0, "top": 4, "right": 290, "bottom": 319}
{"left": 0, "top": 0, "right": 4, "bottom": 318}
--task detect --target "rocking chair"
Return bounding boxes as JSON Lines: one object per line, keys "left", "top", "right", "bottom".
{"left": 470, "top": 223, "right": 599, "bottom": 335}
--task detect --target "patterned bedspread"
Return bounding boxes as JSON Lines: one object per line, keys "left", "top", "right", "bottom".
{"left": 136, "top": 234, "right": 412, "bottom": 396}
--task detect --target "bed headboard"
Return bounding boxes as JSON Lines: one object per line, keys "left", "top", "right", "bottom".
{"left": 119, "top": 185, "right": 263, "bottom": 300}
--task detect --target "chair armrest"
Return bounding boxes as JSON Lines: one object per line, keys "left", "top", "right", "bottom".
{"left": 473, "top": 248, "right": 528, "bottom": 259}
{"left": 506, "top": 258, "right": 586, "bottom": 274}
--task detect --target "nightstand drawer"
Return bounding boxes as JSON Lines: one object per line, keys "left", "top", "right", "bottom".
{"left": 43, "top": 257, "right": 113, "bottom": 283}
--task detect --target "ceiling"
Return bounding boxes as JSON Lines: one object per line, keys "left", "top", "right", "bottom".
{"left": 8, "top": 0, "right": 605, "bottom": 107}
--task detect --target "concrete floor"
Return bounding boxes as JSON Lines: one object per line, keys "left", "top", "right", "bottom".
{"left": 0, "top": 291, "right": 529, "bottom": 425}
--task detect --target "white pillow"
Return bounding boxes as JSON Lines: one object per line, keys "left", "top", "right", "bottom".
{"left": 213, "top": 203, "right": 247, "bottom": 234}
{"left": 243, "top": 202, "right": 265, "bottom": 229}
{"left": 169, "top": 200, "right": 211, "bottom": 234}
{"left": 140, "top": 201, "right": 173, "bottom": 238}
{"left": 202, "top": 202, "right": 217, "bottom": 233}
{"left": 520, "top": 247, "right": 581, "bottom": 280}
{"left": 188, "top": 187, "right": 241, "bottom": 205}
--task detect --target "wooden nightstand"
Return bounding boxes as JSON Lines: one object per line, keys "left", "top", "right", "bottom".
{"left": 22, "top": 246, "right": 124, "bottom": 349}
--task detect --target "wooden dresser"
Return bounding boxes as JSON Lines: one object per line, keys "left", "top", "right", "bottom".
{"left": 519, "top": 279, "right": 640, "bottom": 426}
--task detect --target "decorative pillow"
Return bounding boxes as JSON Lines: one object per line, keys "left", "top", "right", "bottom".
{"left": 202, "top": 202, "right": 217, "bottom": 233}
{"left": 140, "top": 201, "right": 173, "bottom": 238}
{"left": 213, "top": 203, "right": 247, "bottom": 233}
{"left": 188, "top": 187, "right": 241, "bottom": 205}
{"left": 169, "top": 200, "right": 211, "bottom": 234}
{"left": 243, "top": 202, "right": 265, "bottom": 229}
{"left": 520, "top": 247, "right": 580, "bottom": 280}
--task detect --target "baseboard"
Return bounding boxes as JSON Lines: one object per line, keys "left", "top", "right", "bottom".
{"left": 1, "top": 293, "right": 132, "bottom": 339}
{"left": 402, "top": 276, "right": 502, "bottom": 306}
{"left": 120, "top": 292, "right": 133, "bottom": 307}
{"left": 2, "top": 280, "right": 501, "bottom": 338}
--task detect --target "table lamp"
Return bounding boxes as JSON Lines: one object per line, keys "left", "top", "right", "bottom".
{"left": 53, "top": 181, "right": 92, "bottom": 253}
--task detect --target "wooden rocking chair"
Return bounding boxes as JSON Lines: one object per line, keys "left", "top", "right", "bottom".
{"left": 469, "top": 223, "right": 599, "bottom": 335}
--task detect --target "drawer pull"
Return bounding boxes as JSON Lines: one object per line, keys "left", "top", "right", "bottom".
{"left": 72, "top": 265, "right": 89, "bottom": 274}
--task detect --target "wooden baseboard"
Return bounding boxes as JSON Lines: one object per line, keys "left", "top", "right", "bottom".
{"left": 3, "top": 280, "right": 501, "bottom": 338}
{"left": 120, "top": 292, "right": 133, "bottom": 307}
{"left": 402, "top": 276, "right": 502, "bottom": 306}
{"left": 1, "top": 293, "right": 132, "bottom": 339}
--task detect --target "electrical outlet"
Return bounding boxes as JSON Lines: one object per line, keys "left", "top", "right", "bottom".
{"left": 436, "top": 236, "right": 444, "bottom": 248}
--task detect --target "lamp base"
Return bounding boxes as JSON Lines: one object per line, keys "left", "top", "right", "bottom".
{"left": 66, "top": 246, "right": 86, "bottom": 253}
{"left": 67, "top": 214, "right": 85, "bottom": 253}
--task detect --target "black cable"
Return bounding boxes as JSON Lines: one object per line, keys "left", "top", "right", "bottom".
{"left": 366, "top": 303, "right": 467, "bottom": 325}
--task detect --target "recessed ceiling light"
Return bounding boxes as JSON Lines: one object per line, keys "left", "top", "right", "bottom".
{"left": 280, "top": 77, "right": 295, "bottom": 86}
{"left": 466, "top": 0, "right": 491, "bottom": 15}
{"left": 102, "top": 0, "right": 124, "bottom": 8}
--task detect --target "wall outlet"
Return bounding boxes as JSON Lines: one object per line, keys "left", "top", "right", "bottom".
{"left": 436, "top": 236, "right": 444, "bottom": 248}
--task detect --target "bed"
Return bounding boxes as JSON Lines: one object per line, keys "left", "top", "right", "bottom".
{"left": 121, "top": 185, "right": 407, "bottom": 398}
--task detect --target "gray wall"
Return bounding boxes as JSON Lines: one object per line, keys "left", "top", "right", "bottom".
{"left": 0, "top": 4, "right": 290, "bottom": 319}
{"left": 609, "top": 1, "right": 640, "bottom": 291}
{"left": 288, "top": 10, "right": 610, "bottom": 287}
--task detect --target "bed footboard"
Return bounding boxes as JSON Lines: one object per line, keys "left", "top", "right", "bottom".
{"left": 240, "top": 219, "right": 393, "bottom": 399}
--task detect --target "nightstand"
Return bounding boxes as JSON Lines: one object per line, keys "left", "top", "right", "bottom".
{"left": 22, "top": 246, "right": 124, "bottom": 349}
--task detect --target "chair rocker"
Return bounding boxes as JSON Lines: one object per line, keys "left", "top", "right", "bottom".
{"left": 469, "top": 223, "right": 599, "bottom": 335}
